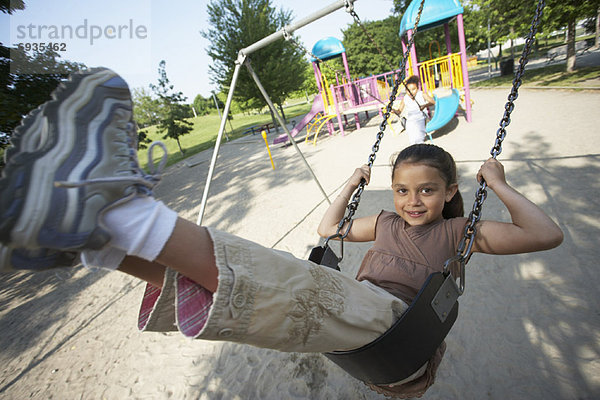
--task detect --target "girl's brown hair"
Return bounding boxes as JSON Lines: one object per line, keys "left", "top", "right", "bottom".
{"left": 391, "top": 144, "right": 464, "bottom": 219}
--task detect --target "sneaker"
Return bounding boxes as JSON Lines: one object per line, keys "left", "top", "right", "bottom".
{"left": 0, "top": 245, "right": 79, "bottom": 273}
{"left": 0, "top": 67, "right": 164, "bottom": 251}
{"left": 1, "top": 108, "right": 80, "bottom": 273}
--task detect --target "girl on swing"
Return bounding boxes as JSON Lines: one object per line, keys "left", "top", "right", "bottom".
{"left": 0, "top": 69, "right": 563, "bottom": 397}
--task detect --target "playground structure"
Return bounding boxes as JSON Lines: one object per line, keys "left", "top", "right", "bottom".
{"left": 198, "top": 0, "right": 474, "bottom": 223}
{"left": 400, "top": 0, "right": 472, "bottom": 123}
{"left": 275, "top": 0, "right": 472, "bottom": 146}
{"left": 273, "top": 37, "right": 363, "bottom": 145}
{"left": 275, "top": 36, "right": 397, "bottom": 145}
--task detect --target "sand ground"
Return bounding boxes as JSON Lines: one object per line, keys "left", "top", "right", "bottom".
{"left": 1, "top": 86, "right": 599, "bottom": 399}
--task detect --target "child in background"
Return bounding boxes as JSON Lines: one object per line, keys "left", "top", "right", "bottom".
{"left": 395, "top": 75, "right": 435, "bottom": 144}
{"left": 0, "top": 68, "right": 563, "bottom": 398}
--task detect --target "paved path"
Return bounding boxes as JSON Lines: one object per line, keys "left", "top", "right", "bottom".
{"left": 1, "top": 87, "right": 599, "bottom": 399}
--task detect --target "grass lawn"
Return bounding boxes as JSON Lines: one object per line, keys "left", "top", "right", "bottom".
{"left": 137, "top": 100, "right": 313, "bottom": 169}
{"left": 471, "top": 64, "right": 600, "bottom": 88}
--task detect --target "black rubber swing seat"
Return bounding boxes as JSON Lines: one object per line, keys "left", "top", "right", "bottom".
{"left": 323, "top": 271, "right": 460, "bottom": 385}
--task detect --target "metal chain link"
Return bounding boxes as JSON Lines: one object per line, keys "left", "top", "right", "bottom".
{"left": 348, "top": 8, "right": 420, "bottom": 103}
{"left": 349, "top": 9, "right": 395, "bottom": 71}
{"left": 283, "top": 4, "right": 419, "bottom": 112}
{"left": 330, "top": 0, "right": 426, "bottom": 242}
{"left": 446, "top": 0, "right": 546, "bottom": 291}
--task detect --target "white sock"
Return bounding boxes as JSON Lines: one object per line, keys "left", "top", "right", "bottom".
{"left": 81, "top": 246, "right": 127, "bottom": 270}
{"left": 102, "top": 196, "right": 178, "bottom": 261}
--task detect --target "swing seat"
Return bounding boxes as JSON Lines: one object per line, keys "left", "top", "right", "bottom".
{"left": 309, "top": 245, "right": 341, "bottom": 271}
{"left": 324, "top": 272, "right": 460, "bottom": 385}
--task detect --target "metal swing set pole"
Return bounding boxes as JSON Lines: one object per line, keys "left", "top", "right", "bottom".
{"left": 197, "top": 0, "right": 356, "bottom": 225}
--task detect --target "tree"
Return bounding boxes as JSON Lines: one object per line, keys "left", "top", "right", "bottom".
{"left": 542, "top": 0, "right": 600, "bottom": 72}
{"left": 192, "top": 94, "right": 213, "bottom": 116}
{"left": 343, "top": 16, "right": 405, "bottom": 77}
{"left": 0, "top": 0, "right": 24, "bottom": 14}
{"left": 1, "top": 1, "right": 82, "bottom": 136}
{"left": 596, "top": 6, "right": 600, "bottom": 49}
{"left": 288, "top": 62, "right": 319, "bottom": 99}
{"left": 1, "top": 46, "right": 84, "bottom": 134}
{"left": 1, "top": 1, "right": 85, "bottom": 169}
{"left": 147, "top": 60, "right": 193, "bottom": 156}
{"left": 394, "top": 0, "right": 540, "bottom": 64}
{"left": 132, "top": 87, "right": 162, "bottom": 128}
{"left": 202, "top": 0, "right": 307, "bottom": 126}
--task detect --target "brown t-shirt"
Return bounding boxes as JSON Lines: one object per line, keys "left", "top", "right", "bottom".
{"left": 357, "top": 210, "right": 468, "bottom": 304}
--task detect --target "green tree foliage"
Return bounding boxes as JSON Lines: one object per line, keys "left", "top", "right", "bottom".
{"left": 343, "top": 16, "right": 404, "bottom": 77}
{"left": 394, "top": 0, "right": 600, "bottom": 74}
{"left": 147, "top": 60, "right": 193, "bottom": 156}
{"left": 202, "top": 0, "right": 307, "bottom": 122}
{"left": 192, "top": 94, "right": 214, "bottom": 116}
{"left": 1, "top": 46, "right": 84, "bottom": 135}
{"left": 0, "top": 0, "right": 24, "bottom": 14}
{"left": 288, "top": 62, "right": 319, "bottom": 99}
{"left": 541, "top": 0, "right": 600, "bottom": 71}
{"left": 132, "top": 87, "right": 161, "bottom": 128}
{"left": 1, "top": 1, "right": 83, "bottom": 167}
{"left": 342, "top": 13, "right": 465, "bottom": 79}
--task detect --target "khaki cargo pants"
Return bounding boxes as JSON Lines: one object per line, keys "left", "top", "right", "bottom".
{"left": 138, "top": 227, "right": 408, "bottom": 353}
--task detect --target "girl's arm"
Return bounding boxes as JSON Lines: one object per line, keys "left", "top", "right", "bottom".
{"left": 393, "top": 98, "right": 406, "bottom": 116}
{"left": 317, "top": 165, "right": 378, "bottom": 242}
{"left": 472, "top": 158, "right": 563, "bottom": 255}
{"left": 420, "top": 92, "right": 435, "bottom": 110}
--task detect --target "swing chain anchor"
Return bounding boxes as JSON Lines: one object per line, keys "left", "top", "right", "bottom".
{"left": 344, "top": 0, "right": 354, "bottom": 13}
{"left": 442, "top": 225, "right": 476, "bottom": 296}
{"left": 324, "top": 218, "right": 354, "bottom": 263}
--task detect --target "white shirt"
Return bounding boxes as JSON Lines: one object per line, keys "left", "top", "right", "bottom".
{"left": 403, "top": 91, "right": 427, "bottom": 121}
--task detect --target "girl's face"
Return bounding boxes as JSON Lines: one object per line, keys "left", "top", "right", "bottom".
{"left": 406, "top": 83, "right": 418, "bottom": 97}
{"left": 392, "top": 162, "right": 457, "bottom": 226}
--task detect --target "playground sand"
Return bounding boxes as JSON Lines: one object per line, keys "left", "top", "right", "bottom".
{"left": 1, "top": 88, "right": 599, "bottom": 399}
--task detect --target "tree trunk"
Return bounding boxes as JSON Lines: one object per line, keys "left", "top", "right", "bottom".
{"left": 176, "top": 138, "right": 185, "bottom": 156}
{"left": 510, "top": 27, "right": 515, "bottom": 60}
{"left": 595, "top": 6, "right": 599, "bottom": 49}
{"left": 566, "top": 19, "right": 576, "bottom": 73}
{"left": 497, "top": 43, "right": 502, "bottom": 70}
{"left": 278, "top": 103, "right": 287, "bottom": 124}
{"left": 510, "top": 39, "right": 515, "bottom": 60}
{"left": 269, "top": 108, "right": 280, "bottom": 134}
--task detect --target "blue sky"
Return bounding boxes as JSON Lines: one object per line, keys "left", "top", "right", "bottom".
{"left": 1, "top": 0, "right": 397, "bottom": 100}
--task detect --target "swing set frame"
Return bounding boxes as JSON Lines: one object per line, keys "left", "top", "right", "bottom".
{"left": 196, "top": 0, "right": 361, "bottom": 226}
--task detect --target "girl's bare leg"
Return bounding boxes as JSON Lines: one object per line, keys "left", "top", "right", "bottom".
{"left": 118, "top": 256, "right": 166, "bottom": 288}
{"left": 152, "top": 217, "right": 218, "bottom": 293}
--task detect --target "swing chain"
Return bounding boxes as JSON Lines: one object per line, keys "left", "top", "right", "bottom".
{"left": 445, "top": 0, "right": 546, "bottom": 286}
{"left": 348, "top": 7, "right": 421, "bottom": 104}
{"left": 349, "top": 9, "right": 395, "bottom": 72}
{"left": 491, "top": 0, "right": 545, "bottom": 159}
{"left": 333, "top": 0, "right": 426, "bottom": 242}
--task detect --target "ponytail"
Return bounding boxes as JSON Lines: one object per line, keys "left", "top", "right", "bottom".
{"left": 443, "top": 191, "right": 464, "bottom": 219}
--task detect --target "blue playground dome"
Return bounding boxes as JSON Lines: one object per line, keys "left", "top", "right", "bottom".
{"left": 311, "top": 37, "right": 345, "bottom": 62}
{"left": 399, "top": 0, "right": 464, "bottom": 37}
